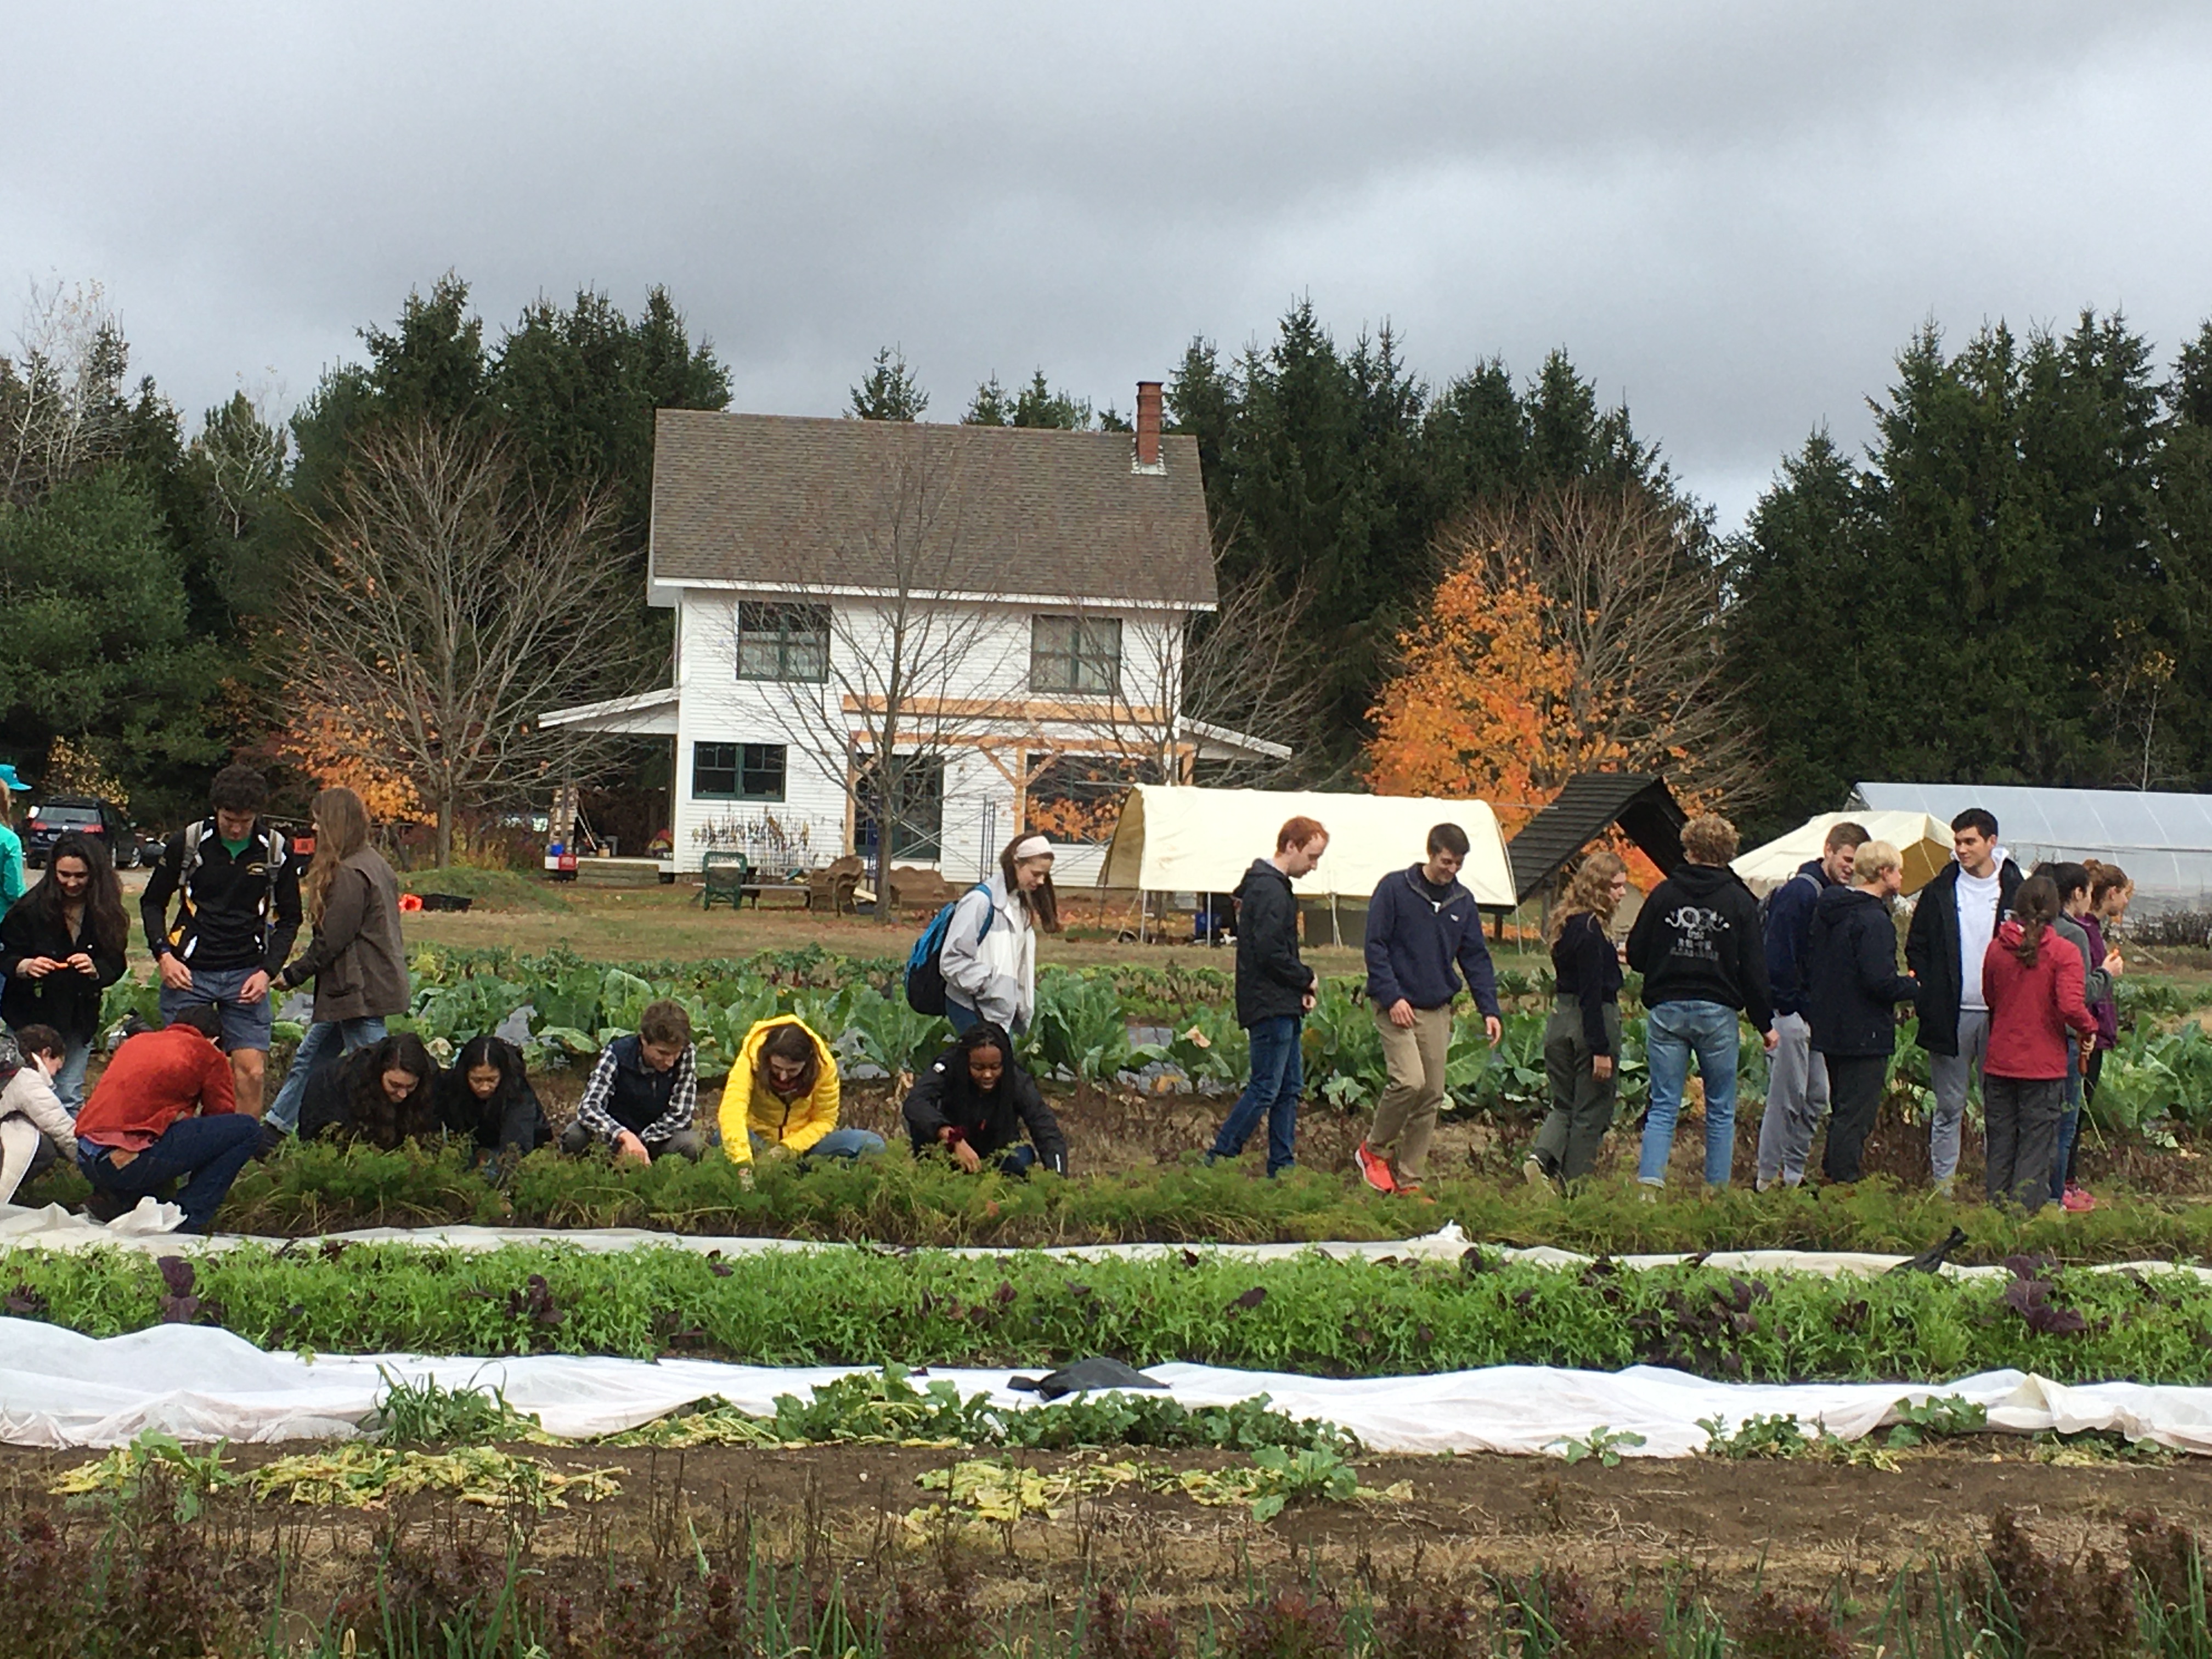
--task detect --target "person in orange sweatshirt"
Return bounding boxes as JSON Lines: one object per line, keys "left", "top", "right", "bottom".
{"left": 1979, "top": 875, "right": 2095, "bottom": 1214}
{"left": 73, "top": 1004, "right": 258, "bottom": 1233}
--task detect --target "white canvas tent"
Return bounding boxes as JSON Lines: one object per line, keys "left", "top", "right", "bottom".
{"left": 1734, "top": 811, "right": 1953, "bottom": 896}
{"left": 1098, "top": 786, "right": 1514, "bottom": 907}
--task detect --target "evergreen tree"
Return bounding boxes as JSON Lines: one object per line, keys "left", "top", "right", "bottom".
{"left": 849, "top": 347, "right": 928, "bottom": 421}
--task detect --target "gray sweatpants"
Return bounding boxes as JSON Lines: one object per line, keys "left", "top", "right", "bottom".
{"left": 1755, "top": 1011, "right": 1829, "bottom": 1186}
{"left": 1926, "top": 1007, "right": 1990, "bottom": 1186}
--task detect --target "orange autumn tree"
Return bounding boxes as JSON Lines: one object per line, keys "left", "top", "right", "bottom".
{"left": 1367, "top": 483, "right": 1756, "bottom": 883}
{"left": 1365, "top": 555, "right": 1628, "bottom": 834}
{"left": 274, "top": 698, "right": 425, "bottom": 822}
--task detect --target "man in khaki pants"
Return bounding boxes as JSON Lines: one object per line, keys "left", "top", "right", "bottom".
{"left": 1355, "top": 823, "right": 1504, "bottom": 1199}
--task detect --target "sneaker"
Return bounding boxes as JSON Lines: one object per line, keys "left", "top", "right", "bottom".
{"left": 1637, "top": 1181, "right": 1661, "bottom": 1205}
{"left": 80, "top": 1189, "right": 131, "bottom": 1225}
{"left": 255, "top": 1121, "right": 291, "bottom": 1161}
{"left": 1523, "top": 1153, "right": 1551, "bottom": 1190}
{"left": 2062, "top": 1183, "right": 2096, "bottom": 1213}
{"left": 1353, "top": 1141, "right": 1397, "bottom": 1194}
{"left": 1396, "top": 1182, "right": 1437, "bottom": 1205}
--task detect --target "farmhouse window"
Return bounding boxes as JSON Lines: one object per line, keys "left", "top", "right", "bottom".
{"left": 735, "top": 601, "right": 831, "bottom": 681}
{"left": 1030, "top": 615, "right": 1121, "bottom": 696}
{"left": 693, "top": 742, "right": 787, "bottom": 802}
{"left": 855, "top": 754, "right": 945, "bottom": 861}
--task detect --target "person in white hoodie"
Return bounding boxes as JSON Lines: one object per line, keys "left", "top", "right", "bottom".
{"left": 941, "top": 834, "right": 1061, "bottom": 1036}
{"left": 1, "top": 1024, "right": 78, "bottom": 1206}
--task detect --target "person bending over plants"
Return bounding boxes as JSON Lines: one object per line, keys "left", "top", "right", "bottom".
{"left": 560, "top": 1000, "right": 704, "bottom": 1164}
{"left": 718, "top": 1015, "right": 884, "bottom": 1166}
{"left": 437, "top": 1034, "right": 552, "bottom": 1161}
{"left": 904, "top": 1021, "right": 1068, "bottom": 1177}
{"left": 1, "top": 1025, "right": 77, "bottom": 1206}
{"left": 73, "top": 1003, "right": 258, "bottom": 1233}
{"left": 295, "top": 1032, "right": 441, "bottom": 1150}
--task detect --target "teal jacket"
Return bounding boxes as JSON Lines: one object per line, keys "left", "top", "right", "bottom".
{"left": 0, "top": 824, "right": 25, "bottom": 915}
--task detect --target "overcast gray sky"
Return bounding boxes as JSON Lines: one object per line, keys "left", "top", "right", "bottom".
{"left": 8, "top": 1, "right": 2210, "bottom": 525}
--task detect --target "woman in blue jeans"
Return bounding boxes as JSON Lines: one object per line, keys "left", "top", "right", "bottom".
{"left": 1624, "top": 815, "right": 1776, "bottom": 1191}
{"left": 263, "top": 789, "right": 408, "bottom": 1139}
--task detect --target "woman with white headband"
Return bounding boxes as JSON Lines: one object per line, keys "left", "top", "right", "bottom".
{"left": 940, "top": 832, "right": 1062, "bottom": 1036}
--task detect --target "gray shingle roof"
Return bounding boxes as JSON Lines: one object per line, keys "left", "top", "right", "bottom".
{"left": 649, "top": 409, "right": 1217, "bottom": 608}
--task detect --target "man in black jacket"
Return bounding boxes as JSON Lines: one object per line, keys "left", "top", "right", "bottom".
{"left": 1904, "top": 808, "right": 2023, "bottom": 1193}
{"left": 1626, "top": 815, "right": 1775, "bottom": 1190}
{"left": 139, "top": 765, "right": 301, "bottom": 1119}
{"left": 1206, "top": 816, "right": 1328, "bottom": 1176}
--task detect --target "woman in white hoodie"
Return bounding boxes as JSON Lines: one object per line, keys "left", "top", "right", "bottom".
{"left": 941, "top": 834, "right": 1061, "bottom": 1036}
{"left": 1, "top": 1025, "right": 78, "bottom": 1206}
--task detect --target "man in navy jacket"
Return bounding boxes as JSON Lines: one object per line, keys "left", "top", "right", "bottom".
{"left": 1754, "top": 820, "right": 1869, "bottom": 1190}
{"left": 1207, "top": 816, "right": 1329, "bottom": 1176}
{"left": 1355, "top": 823, "right": 1503, "bottom": 1198}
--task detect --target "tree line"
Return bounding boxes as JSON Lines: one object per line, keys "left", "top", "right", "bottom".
{"left": 4, "top": 274, "right": 2210, "bottom": 845}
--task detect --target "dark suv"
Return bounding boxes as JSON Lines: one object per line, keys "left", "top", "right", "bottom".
{"left": 24, "top": 795, "right": 140, "bottom": 868}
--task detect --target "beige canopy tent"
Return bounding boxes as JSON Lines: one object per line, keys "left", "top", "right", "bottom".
{"left": 1733, "top": 811, "right": 1955, "bottom": 897}
{"left": 1098, "top": 785, "right": 1514, "bottom": 907}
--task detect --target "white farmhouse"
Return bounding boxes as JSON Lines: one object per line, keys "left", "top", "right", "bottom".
{"left": 543, "top": 383, "right": 1286, "bottom": 884}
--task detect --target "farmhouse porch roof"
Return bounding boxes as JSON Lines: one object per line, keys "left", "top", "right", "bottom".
{"left": 648, "top": 409, "right": 1218, "bottom": 608}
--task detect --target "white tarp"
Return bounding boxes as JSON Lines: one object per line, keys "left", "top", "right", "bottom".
{"left": 1098, "top": 785, "right": 1514, "bottom": 906}
{"left": 6, "top": 1318, "right": 2212, "bottom": 1457}
{"left": 7, "top": 1206, "right": 2211, "bottom": 1284}
{"left": 1733, "top": 811, "right": 1954, "bottom": 896}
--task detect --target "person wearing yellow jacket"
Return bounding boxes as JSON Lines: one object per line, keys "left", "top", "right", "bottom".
{"left": 718, "top": 1016, "right": 885, "bottom": 1164}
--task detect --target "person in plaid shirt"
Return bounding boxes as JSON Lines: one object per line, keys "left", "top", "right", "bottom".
{"left": 558, "top": 1000, "right": 704, "bottom": 1163}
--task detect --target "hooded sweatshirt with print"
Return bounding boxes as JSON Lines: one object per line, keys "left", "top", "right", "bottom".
{"left": 1626, "top": 861, "right": 1773, "bottom": 1032}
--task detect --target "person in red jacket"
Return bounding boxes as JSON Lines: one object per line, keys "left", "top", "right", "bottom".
{"left": 74, "top": 1004, "right": 258, "bottom": 1233}
{"left": 1979, "top": 876, "right": 2095, "bottom": 1214}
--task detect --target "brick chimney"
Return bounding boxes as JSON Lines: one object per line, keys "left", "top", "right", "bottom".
{"left": 1133, "top": 380, "right": 1163, "bottom": 472}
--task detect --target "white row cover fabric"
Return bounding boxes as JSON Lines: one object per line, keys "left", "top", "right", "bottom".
{"left": 1733, "top": 811, "right": 1954, "bottom": 897}
{"left": 7, "top": 1205, "right": 2210, "bottom": 1283}
{"left": 5, "top": 1318, "right": 2211, "bottom": 1457}
{"left": 1097, "top": 785, "right": 1514, "bottom": 906}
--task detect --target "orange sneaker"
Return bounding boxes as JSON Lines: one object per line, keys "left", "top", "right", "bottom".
{"left": 1395, "top": 1181, "right": 1437, "bottom": 1205}
{"left": 1354, "top": 1141, "right": 1397, "bottom": 1194}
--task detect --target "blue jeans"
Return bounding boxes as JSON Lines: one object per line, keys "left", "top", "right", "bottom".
{"left": 749, "top": 1127, "right": 885, "bottom": 1159}
{"left": 1209, "top": 1015, "right": 1302, "bottom": 1175}
{"left": 1638, "top": 1000, "right": 1742, "bottom": 1187}
{"left": 2051, "top": 1037, "right": 2083, "bottom": 1201}
{"left": 264, "top": 1015, "right": 389, "bottom": 1134}
{"left": 52, "top": 1039, "right": 92, "bottom": 1116}
{"left": 80, "top": 1113, "right": 262, "bottom": 1233}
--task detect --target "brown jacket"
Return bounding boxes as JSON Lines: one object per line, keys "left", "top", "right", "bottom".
{"left": 279, "top": 849, "right": 409, "bottom": 1022}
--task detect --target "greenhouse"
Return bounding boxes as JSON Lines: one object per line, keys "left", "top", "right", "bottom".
{"left": 1850, "top": 781, "right": 2212, "bottom": 910}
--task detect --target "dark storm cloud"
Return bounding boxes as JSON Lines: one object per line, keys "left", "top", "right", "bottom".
{"left": 7, "top": 1, "right": 2210, "bottom": 522}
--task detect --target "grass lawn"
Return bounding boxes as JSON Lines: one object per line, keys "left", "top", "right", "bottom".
{"left": 390, "top": 870, "right": 1559, "bottom": 978}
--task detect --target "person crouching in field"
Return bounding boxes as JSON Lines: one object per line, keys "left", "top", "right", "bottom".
{"left": 295, "top": 1032, "right": 441, "bottom": 1149}
{"left": 1802, "top": 840, "right": 1918, "bottom": 1184}
{"left": 719, "top": 1015, "right": 885, "bottom": 1166}
{"left": 1980, "top": 876, "right": 2095, "bottom": 1213}
{"left": 1205, "top": 816, "right": 1327, "bottom": 1177}
{"left": 904, "top": 1021, "right": 1068, "bottom": 1177}
{"left": 73, "top": 1005, "right": 258, "bottom": 1233}
{"left": 1526, "top": 851, "right": 1628, "bottom": 1190}
{"left": 437, "top": 1035, "right": 552, "bottom": 1162}
{"left": 560, "top": 1000, "right": 704, "bottom": 1164}
{"left": 1, "top": 1026, "right": 77, "bottom": 1206}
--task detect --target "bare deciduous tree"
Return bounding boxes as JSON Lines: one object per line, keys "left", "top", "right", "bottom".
{"left": 1042, "top": 572, "right": 1314, "bottom": 794}
{"left": 0, "top": 280, "right": 133, "bottom": 508}
{"left": 283, "top": 419, "right": 639, "bottom": 863}
{"left": 1451, "top": 482, "right": 1758, "bottom": 808}
{"left": 747, "top": 424, "right": 1025, "bottom": 915}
